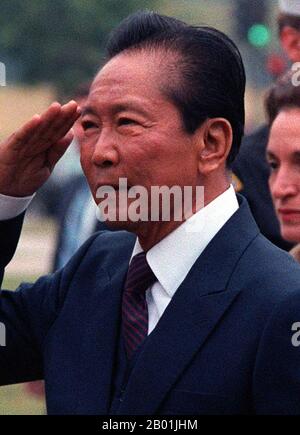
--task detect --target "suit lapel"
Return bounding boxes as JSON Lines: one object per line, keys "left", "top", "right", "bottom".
{"left": 74, "top": 233, "right": 135, "bottom": 414}
{"left": 117, "top": 197, "right": 260, "bottom": 414}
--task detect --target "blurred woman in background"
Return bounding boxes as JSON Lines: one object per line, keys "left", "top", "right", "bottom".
{"left": 266, "top": 70, "right": 300, "bottom": 261}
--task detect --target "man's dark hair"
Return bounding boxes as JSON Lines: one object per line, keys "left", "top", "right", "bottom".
{"left": 278, "top": 12, "right": 300, "bottom": 34}
{"left": 105, "top": 11, "right": 246, "bottom": 166}
{"left": 265, "top": 69, "right": 300, "bottom": 125}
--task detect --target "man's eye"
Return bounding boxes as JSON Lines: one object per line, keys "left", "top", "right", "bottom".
{"left": 81, "top": 120, "right": 97, "bottom": 131}
{"left": 118, "top": 118, "right": 136, "bottom": 126}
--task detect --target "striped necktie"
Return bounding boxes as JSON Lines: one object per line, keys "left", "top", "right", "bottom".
{"left": 122, "top": 252, "right": 157, "bottom": 359}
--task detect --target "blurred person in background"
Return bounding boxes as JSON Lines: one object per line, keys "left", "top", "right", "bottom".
{"left": 265, "top": 69, "right": 300, "bottom": 262}
{"left": 232, "top": 0, "right": 300, "bottom": 251}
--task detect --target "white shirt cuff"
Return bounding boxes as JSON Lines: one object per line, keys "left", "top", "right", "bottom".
{"left": 0, "top": 192, "right": 35, "bottom": 220}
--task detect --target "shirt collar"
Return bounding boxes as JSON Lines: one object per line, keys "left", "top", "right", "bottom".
{"left": 131, "top": 185, "right": 239, "bottom": 297}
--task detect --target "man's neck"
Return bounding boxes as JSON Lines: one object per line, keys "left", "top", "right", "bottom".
{"left": 136, "top": 184, "right": 231, "bottom": 252}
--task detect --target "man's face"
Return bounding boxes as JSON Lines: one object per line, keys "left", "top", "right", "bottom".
{"left": 267, "top": 109, "right": 300, "bottom": 243}
{"left": 79, "top": 50, "right": 201, "bottom": 230}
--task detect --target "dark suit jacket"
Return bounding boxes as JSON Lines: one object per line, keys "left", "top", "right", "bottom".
{"left": 1, "top": 196, "right": 300, "bottom": 415}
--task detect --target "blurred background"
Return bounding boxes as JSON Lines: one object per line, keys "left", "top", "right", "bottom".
{"left": 0, "top": 0, "right": 288, "bottom": 414}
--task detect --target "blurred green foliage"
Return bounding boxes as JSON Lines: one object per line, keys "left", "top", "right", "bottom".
{"left": 0, "top": 0, "right": 158, "bottom": 95}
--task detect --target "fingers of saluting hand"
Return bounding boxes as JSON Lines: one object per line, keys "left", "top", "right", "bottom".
{"left": 7, "top": 100, "right": 80, "bottom": 155}
{"left": 46, "top": 131, "right": 75, "bottom": 172}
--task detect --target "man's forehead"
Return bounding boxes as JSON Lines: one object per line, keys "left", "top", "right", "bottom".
{"left": 86, "top": 55, "right": 171, "bottom": 112}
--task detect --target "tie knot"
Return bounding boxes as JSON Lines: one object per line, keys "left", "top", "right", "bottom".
{"left": 124, "top": 252, "right": 157, "bottom": 294}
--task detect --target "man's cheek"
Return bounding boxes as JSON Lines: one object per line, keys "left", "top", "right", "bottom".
{"left": 80, "top": 150, "right": 91, "bottom": 173}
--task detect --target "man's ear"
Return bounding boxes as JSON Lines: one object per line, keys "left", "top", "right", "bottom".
{"left": 196, "top": 118, "right": 232, "bottom": 175}
{"left": 280, "top": 26, "right": 300, "bottom": 63}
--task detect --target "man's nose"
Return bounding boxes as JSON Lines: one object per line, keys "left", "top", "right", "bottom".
{"left": 91, "top": 130, "right": 119, "bottom": 168}
{"left": 270, "top": 169, "right": 298, "bottom": 200}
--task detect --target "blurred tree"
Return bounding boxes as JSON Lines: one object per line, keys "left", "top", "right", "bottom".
{"left": 0, "top": 0, "right": 158, "bottom": 96}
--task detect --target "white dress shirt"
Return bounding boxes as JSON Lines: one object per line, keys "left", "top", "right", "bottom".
{"left": 130, "top": 185, "right": 239, "bottom": 334}
{"left": 0, "top": 185, "right": 239, "bottom": 334}
{"left": 0, "top": 193, "right": 34, "bottom": 220}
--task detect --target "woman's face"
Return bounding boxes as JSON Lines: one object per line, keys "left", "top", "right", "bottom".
{"left": 267, "top": 108, "right": 300, "bottom": 243}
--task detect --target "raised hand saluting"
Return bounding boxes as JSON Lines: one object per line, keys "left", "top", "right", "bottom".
{"left": 0, "top": 100, "right": 81, "bottom": 197}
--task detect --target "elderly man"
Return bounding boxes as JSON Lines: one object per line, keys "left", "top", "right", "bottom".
{"left": 1, "top": 11, "right": 300, "bottom": 415}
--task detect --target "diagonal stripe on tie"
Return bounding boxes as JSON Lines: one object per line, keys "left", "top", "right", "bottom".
{"left": 122, "top": 252, "right": 157, "bottom": 359}
{"left": 123, "top": 304, "right": 148, "bottom": 329}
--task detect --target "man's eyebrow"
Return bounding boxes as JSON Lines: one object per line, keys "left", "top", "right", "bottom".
{"left": 112, "top": 103, "right": 149, "bottom": 117}
{"left": 81, "top": 103, "right": 150, "bottom": 118}
{"left": 81, "top": 107, "right": 98, "bottom": 117}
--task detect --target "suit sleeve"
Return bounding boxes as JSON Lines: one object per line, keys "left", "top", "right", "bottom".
{"left": 0, "top": 213, "right": 25, "bottom": 281}
{"left": 0, "top": 215, "right": 98, "bottom": 386}
{"left": 253, "top": 291, "right": 300, "bottom": 414}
